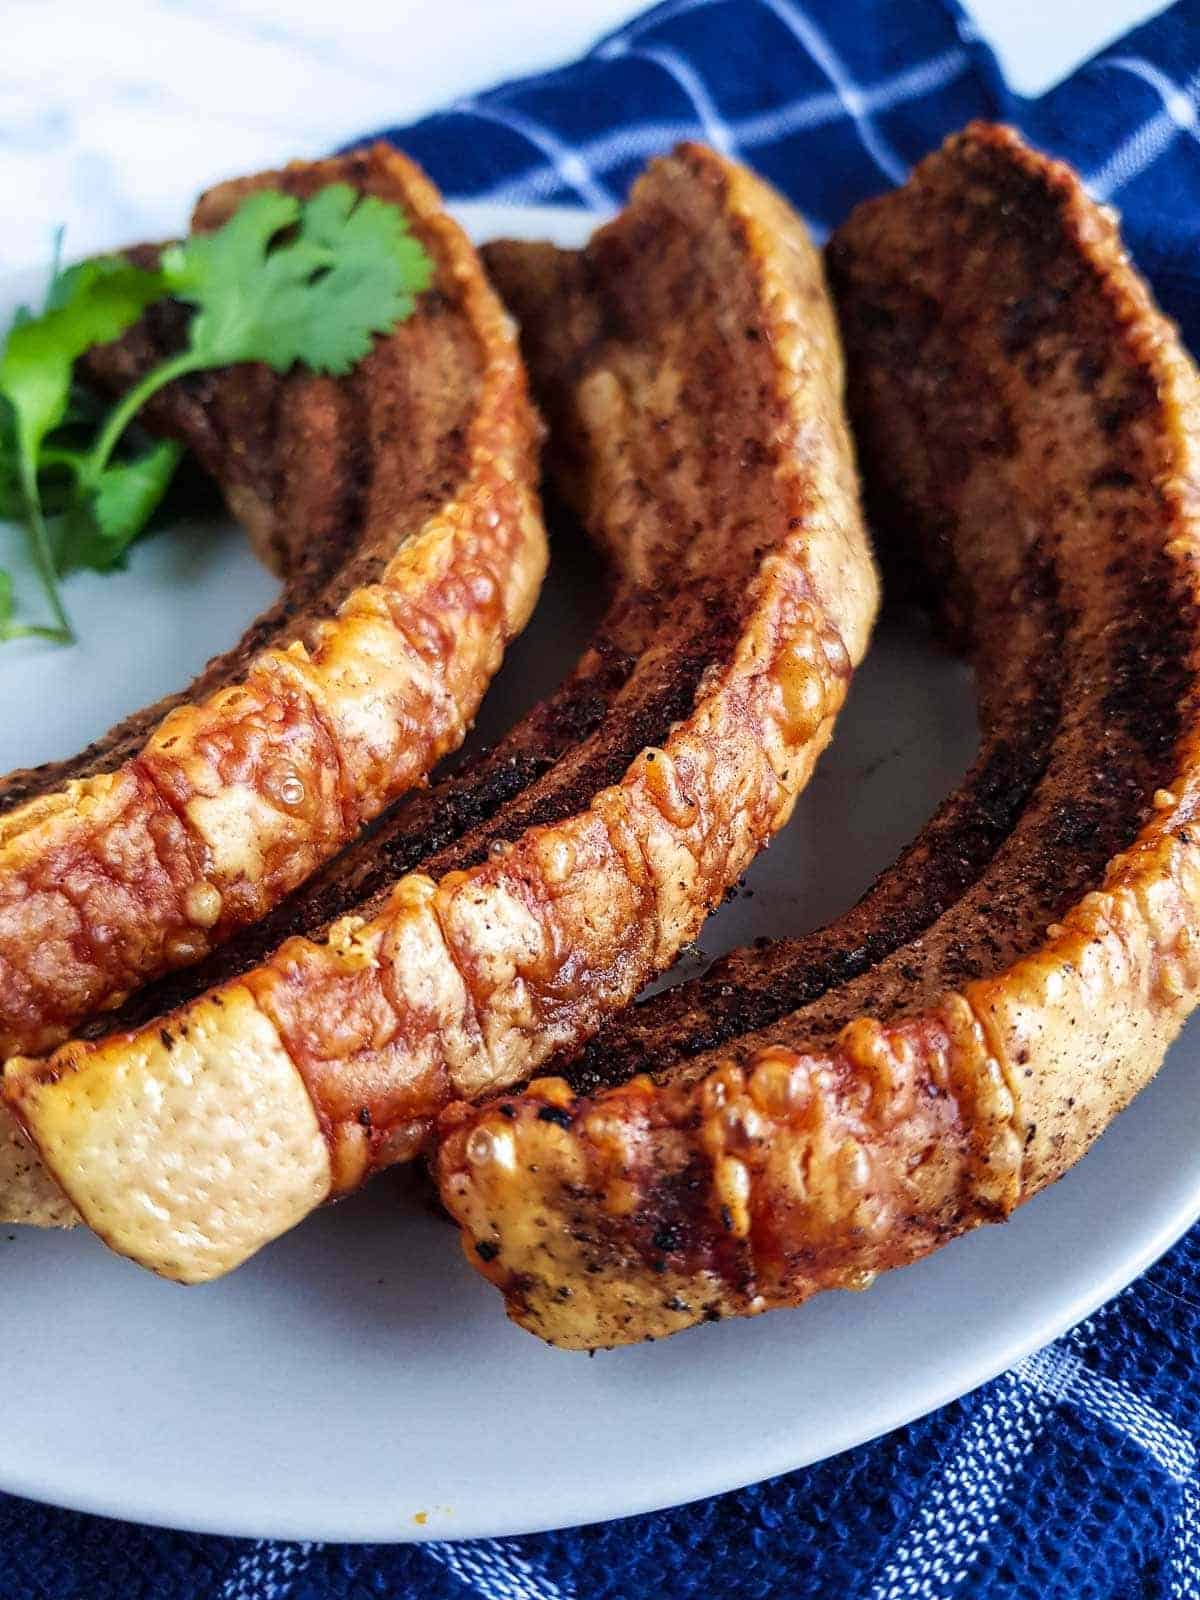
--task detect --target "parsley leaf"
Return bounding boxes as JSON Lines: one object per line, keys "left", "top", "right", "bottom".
{"left": 0, "top": 562, "right": 70, "bottom": 643}
{"left": 0, "top": 568, "right": 16, "bottom": 636}
{"left": 1, "top": 255, "right": 167, "bottom": 493}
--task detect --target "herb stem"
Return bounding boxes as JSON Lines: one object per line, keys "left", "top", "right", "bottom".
{"left": 0, "top": 620, "right": 73, "bottom": 642}
{"left": 81, "top": 349, "right": 200, "bottom": 489}
{"left": 37, "top": 447, "right": 82, "bottom": 472}
{"left": 17, "top": 456, "right": 73, "bottom": 640}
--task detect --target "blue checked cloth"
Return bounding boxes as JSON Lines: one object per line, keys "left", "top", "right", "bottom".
{"left": 9, "top": 2, "right": 1200, "bottom": 1596}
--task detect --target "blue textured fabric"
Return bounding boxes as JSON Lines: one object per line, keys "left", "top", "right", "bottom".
{"left": 9, "top": 2, "right": 1200, "bottom": 1595}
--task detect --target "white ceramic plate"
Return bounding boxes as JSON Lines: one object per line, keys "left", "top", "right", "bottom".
{"left": 2, "top": 204, "right": 1199, "bottom": 1544}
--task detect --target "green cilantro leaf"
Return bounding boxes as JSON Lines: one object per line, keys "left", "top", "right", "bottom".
{"left": 160, "top": 182, "right": 433, "bottom": 376}
{"left": 81, "top": 185, "right": 433, "bottom": 508}
{"left": 1, "top": 256, "right": 166, "bottom": 474}
{"left": 0, "top": 255, "right": 165, "bottom": 637}
{"left": 0, "top": 563, "right": 74, "bottom": 643}
{"left": 159, "top": 190, "right": 308, "bottom": 369}
{"left": 56, "top": 437, "right": 183, "bottom": 575}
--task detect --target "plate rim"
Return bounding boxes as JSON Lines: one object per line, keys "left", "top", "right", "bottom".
{"left": 4, "top": 1163, "right": 1197, "bottom": 1545}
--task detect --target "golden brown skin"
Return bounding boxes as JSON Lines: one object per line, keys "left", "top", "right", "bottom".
{"left": 436, "top": 123, "right": 1200, "bottom": 1349}
{"left": 4, "top": 145, "right": 877, "bottom": 1278}
{"left": 0, "top": 144, "right": 546, "bottom": 1066}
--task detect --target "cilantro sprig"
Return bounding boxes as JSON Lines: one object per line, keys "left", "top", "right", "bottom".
{"left": 0, "top": 182, "right": 433, "bottom": 644}
{"left": 0, "top": 255, "right": 166, "bottom": 638}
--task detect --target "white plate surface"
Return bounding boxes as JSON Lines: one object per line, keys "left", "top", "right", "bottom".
{"left": 1, "top": 204, "right": 1198, "bottom": 1543}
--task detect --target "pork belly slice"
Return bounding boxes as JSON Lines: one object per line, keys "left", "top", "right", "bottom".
{"left": 0, "top": 143, "right": 547, "bottom": 1065}
{"left": 436, "top": 124, "right": 1200, "bottom": 1348}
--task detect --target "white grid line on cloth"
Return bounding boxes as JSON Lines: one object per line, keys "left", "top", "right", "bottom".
{"left": 599, "top": 36, "right": 736, "bottom": 153}
{"left": 472, "top": 48, "right": 967, "bottom": 209}
{"left": 1169, "top": 1475, "right": 1200, "bottom": 1600}
{"left": 455, "top": 2, "right": 724, "bottom": 105}
{"left": 1110, "top": 54, "right": 1200, "bottom": 133}
{"left": 1023, "top": 1347, "right": 1197, "bottom": 1484}
{"left": 1029, "top": 1335, "right": 1200, "bottom": 1598}
{"left": 423, "top": 1537, "right": 575, "bottom": 1600}
{"left": 753, "top": 0, "right": 908, "bottom": 181}
{"left": 866, "top": 1368, "right": 1061, "bottom": 1600}
{"left": 449, "top": 99, "right": 617, "bottom": 209}
{"left": 1086, "top": 56, "right": 1200, "bottom": 199}
{"left": 217, "top": 1540, "right": 320, "bottom": 1600}
{"left": 735, "top": 48, "right": 965, "bottom": 148}
{"left": 1017, "top": 1337, "right": 1088, "bottom": 1403}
